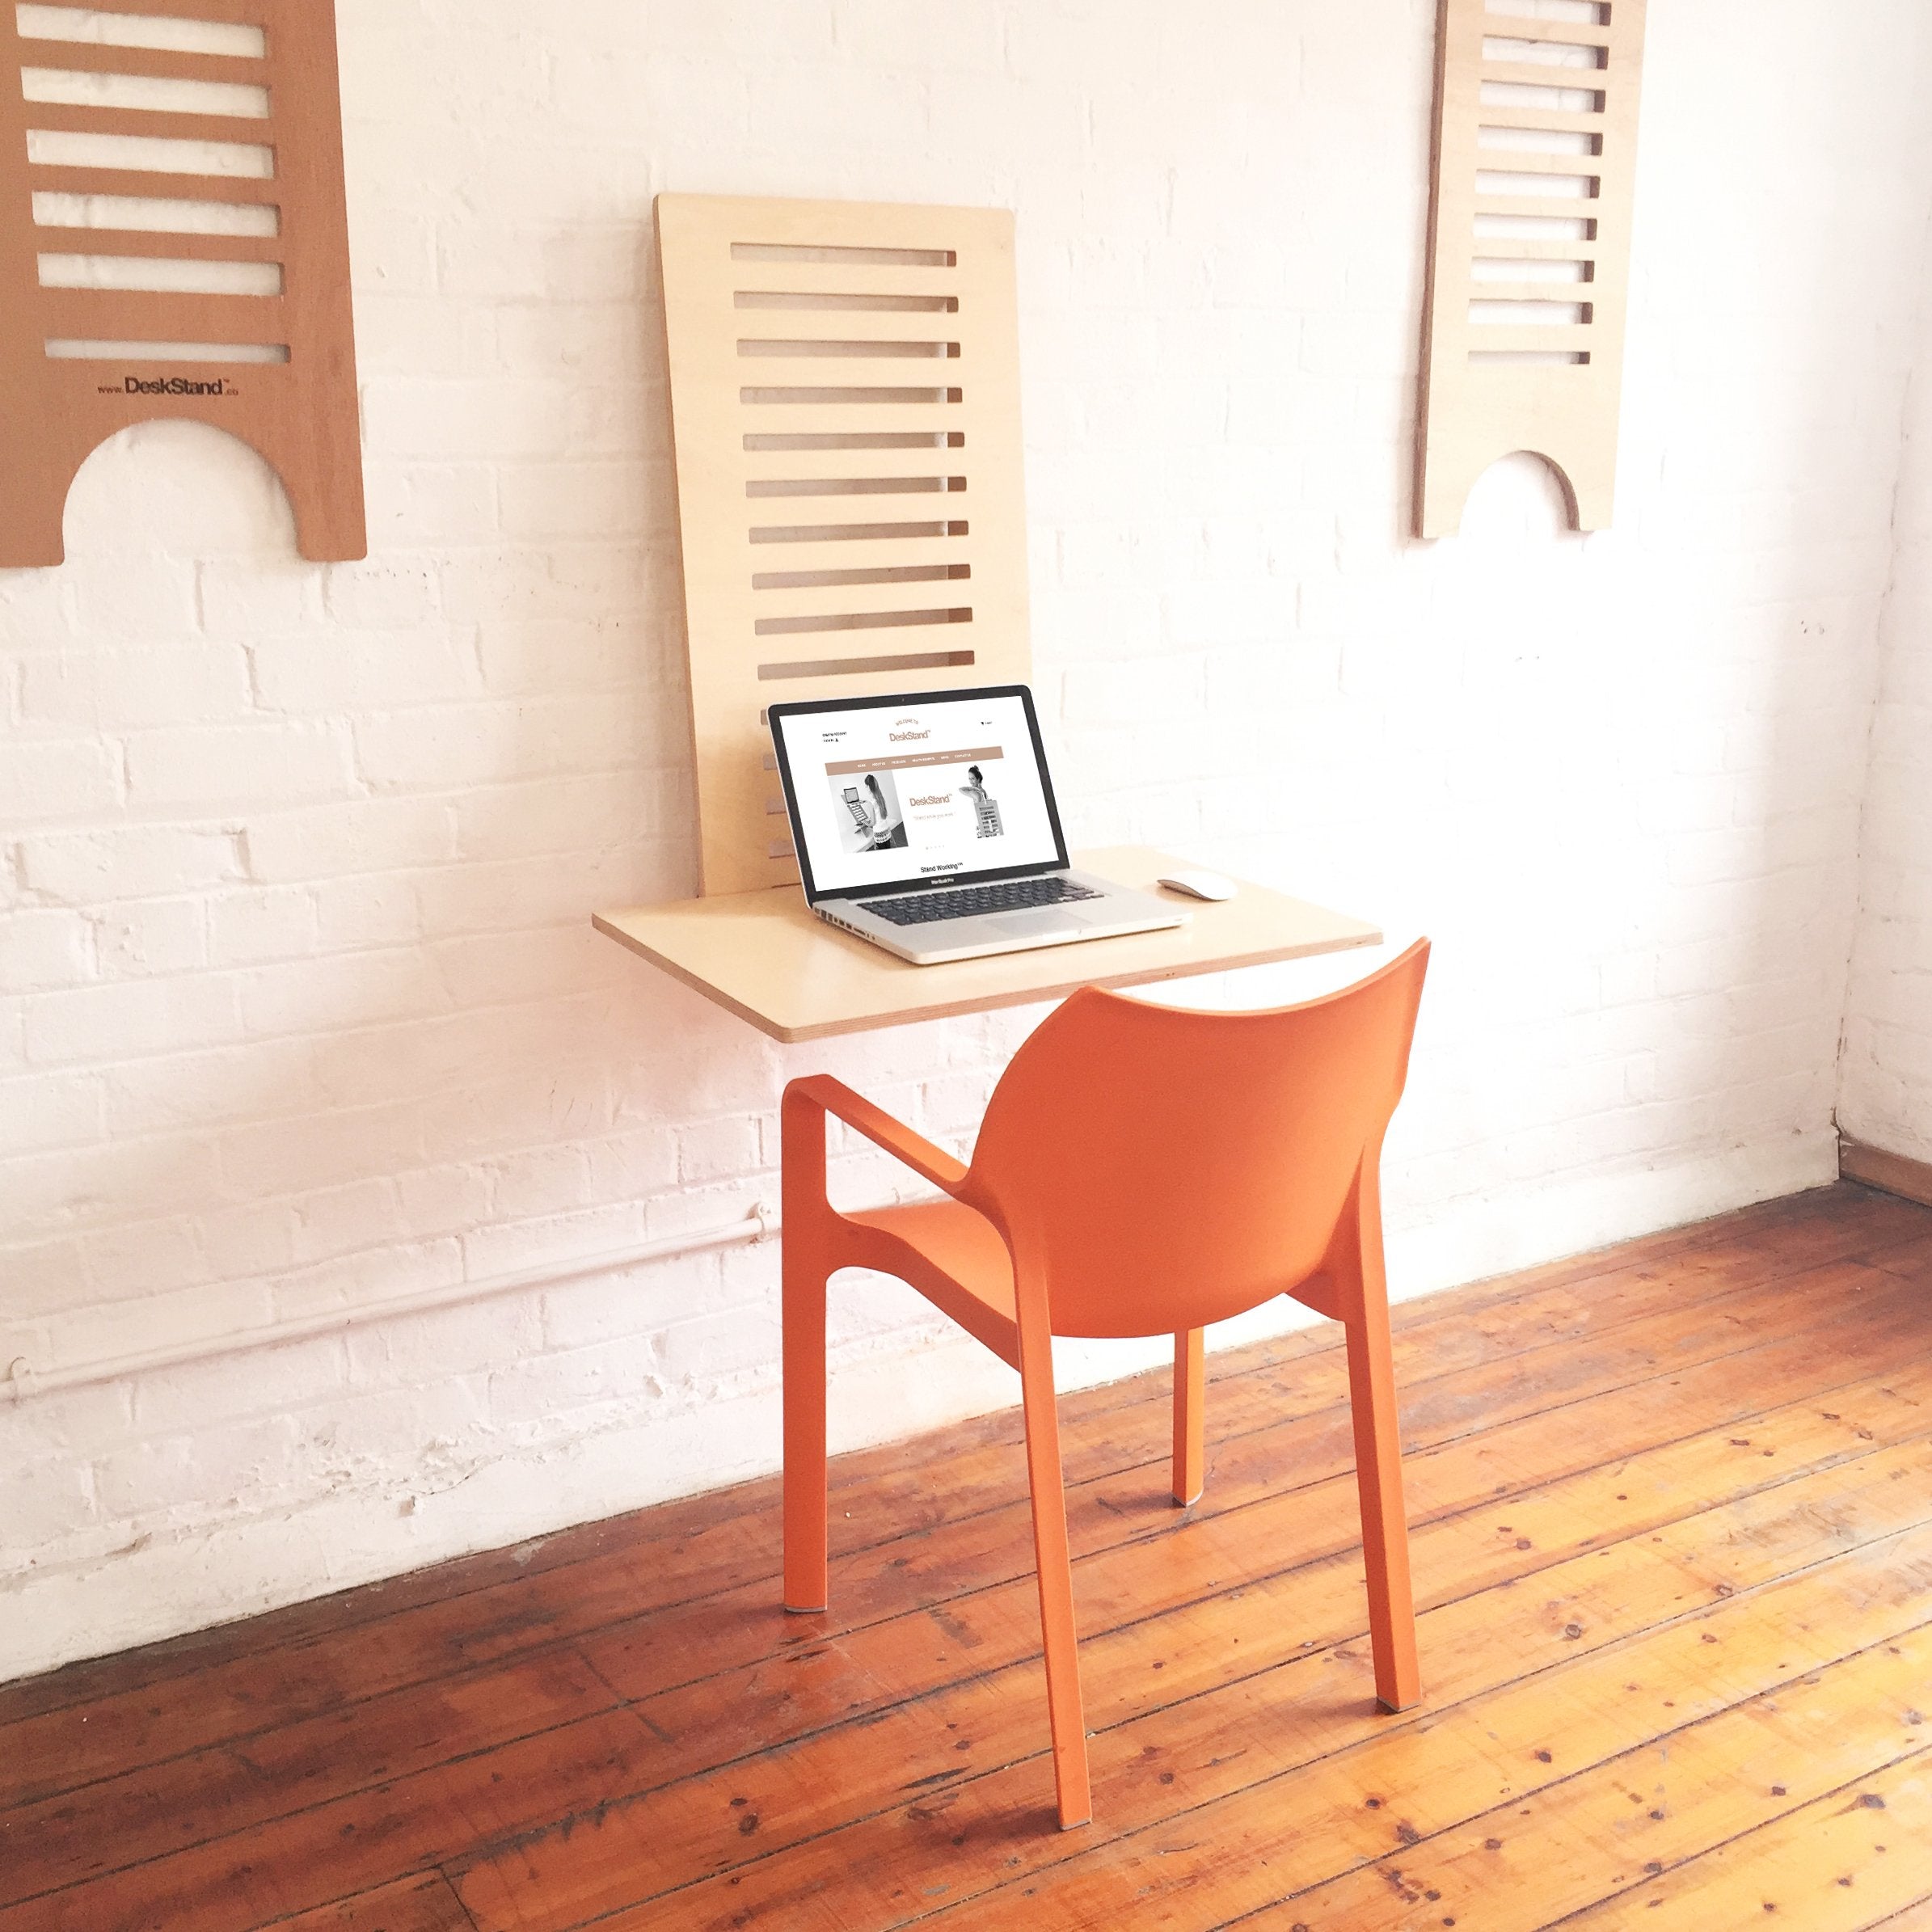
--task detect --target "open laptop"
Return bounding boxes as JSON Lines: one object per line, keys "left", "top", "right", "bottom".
{"left": 767, "top": 684, "right": 1187, "bottom": 965}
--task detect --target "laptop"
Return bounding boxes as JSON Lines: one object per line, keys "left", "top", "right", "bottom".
{"left": 767, "top": 684, "right": 1188, "bottom": 965}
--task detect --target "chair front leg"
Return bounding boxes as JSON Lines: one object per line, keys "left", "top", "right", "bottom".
{"left": 1172, "top": 1327, "right": 1205, "bottom": 1506}
{"left": 1016, "top": 1298, "right": 1092, "bottom": 1828}
{"left": 781, "top": 1086, "right": 833, "bottom": 1614}
{"left": 1341, "top": 1265, "right": 1420, "bottom": 1711}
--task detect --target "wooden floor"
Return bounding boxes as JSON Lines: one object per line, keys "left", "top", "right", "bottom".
{"left": 5, "top": 1183, "right": 1932, "bottom": 1932}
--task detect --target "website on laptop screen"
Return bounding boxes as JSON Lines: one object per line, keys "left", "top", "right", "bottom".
{"left": 775, "top": 690, "right": 1063, "bottom": 899}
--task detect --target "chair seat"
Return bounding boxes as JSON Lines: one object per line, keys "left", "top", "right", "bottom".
{"left": 842, "top": 1197, "right": 1019, "bottom": 1367}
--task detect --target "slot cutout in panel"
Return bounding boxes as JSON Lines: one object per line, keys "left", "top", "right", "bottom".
{"left": 730, "top": 240, "right": 955, "bottom": 266}
{"left": 659, "top": 192, "right": 1031, "bottom": 892}
{"left": 1484, "top": 0, "right": 1606, "bottom": 23}
{"left": 21, "top": 67, "right": 271, "bottom": 117}
{"left": 743, "top": 429, "right": 964, "bottom": 451}
{"left": 1475, "top": 126, "right": 1602, "bottom": 158}
{"left": 738, "top": 338, "right": 960, "bottom": 359}
{"left": 756, "top": 648, "right": 977, "bottom": 682}
{"left": 740, "top": 385, "right": 963, "bottom": 405}
{"left": 1470, "top": 255, "right": 1593, "bottom": 283}
{"left": 745, "top": 475, "right": 964, "bottom": 498}
{"left": 736, "top": 289, "right": 959, "bottom": 313}
{"left": 44, "top": 335, "right": 287, "bottom": 361}
{"left": 24, "top": 128, "right": 276, "bottom": 175}
{"left": 38, "top": 251, "right": 281, "bottom": 294}
{"left": 1469, "top": 348, "right": 1589, "bottom": 365}
{"left": 752, "top": 563, "right": 972, "bottom": 589}
{"left": 32, "top": 189, "right": 281, "bottom": 234}
{"left": 748, "top": 519, "right": 968, "bottom": 545}
{"left": 1469, "top": 298, "right": 1592, "bottom": 325}
{"left": 753, "top": 605, "right": 972, "bottom": 637}
{"left": 16, "top": 6, "right": 267, "bottom": 58}
{"left": 1474, "top": 169, "right": 1599, "bottom": 199}
{"left": 1479, "top": 78, "right": 1604, "bottom": 112}
{"left": 1473, "top": 210, "right": 1596, "bottom": 242}
{"left": 1482, "top": 35, "right": 1607, "bottom": 66}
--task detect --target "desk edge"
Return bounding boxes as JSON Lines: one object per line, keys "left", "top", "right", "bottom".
{"left": 593, "top": 910, "right": 795, "bottom": 1040}
{"left": 593, "top": 912, "right": 1384, "bottom": 1044}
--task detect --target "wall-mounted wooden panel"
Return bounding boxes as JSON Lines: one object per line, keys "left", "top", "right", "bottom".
{"left": 656, "top": 192, "right": 1031, "bottom": 896}
{"left": 0, "top": 0, "right": 365, "bottom": 564}
{"left": 1415, "top": 0, "right": 1647, "bottom": 537}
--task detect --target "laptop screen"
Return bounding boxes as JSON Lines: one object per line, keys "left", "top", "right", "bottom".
{"left": 770, "top": 685, "right": 1069, "bottom": 904}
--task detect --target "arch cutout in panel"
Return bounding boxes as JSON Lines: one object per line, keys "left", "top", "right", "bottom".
{"left": 0, "top": 0, "right": 365, "bottom": 565}
{"left": 61, "top": 413, "right": 303, "bottom": 551}
{"left": 1415, "top": 0, "right": 1648, "bottom": 538}
{"left": 656, "top": 193, "right": 1031, "bottom": 896}
{"left": 1460, "top": 447, "right": 1583, "bottom": 534}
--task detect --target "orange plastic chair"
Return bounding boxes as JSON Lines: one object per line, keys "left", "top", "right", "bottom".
{"left": 780, "top": 939, "right": 1430, "bottom": 1829}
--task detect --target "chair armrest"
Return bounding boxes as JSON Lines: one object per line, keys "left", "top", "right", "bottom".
{"left": 786, "top": 1075, "right": 969, "bottom": 1194}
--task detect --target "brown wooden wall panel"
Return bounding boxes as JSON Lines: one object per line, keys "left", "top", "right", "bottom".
{"left": 0, "top": 0, "right": 365, "bottom": 564}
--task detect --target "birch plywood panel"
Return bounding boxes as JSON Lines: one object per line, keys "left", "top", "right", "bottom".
{"left": 1415, "top": 0, "right": 1647, "bottom": 536}
{"left": 0, "top": 0, "right": 364, "bottom": 564}
{"left": 656, "top": 193, "right": 1031, "bottom": 896}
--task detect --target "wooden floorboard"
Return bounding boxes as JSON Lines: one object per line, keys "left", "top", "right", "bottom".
{"left": 0, "top": 1181, "right": 1926, "bottom": 1932}
{"left": 0, "top": 1184, "right": 1891, "bottom": 1733}
{"left": 2, "top": 1187, "right": 1913, "bottom": 1812}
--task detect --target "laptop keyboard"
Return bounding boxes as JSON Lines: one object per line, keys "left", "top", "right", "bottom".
{"left": 858, "top": 875, "right": 1103, "bottom": 927}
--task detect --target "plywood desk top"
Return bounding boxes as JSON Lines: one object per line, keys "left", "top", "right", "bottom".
{"left": 593, "top": 846, "right": 1381, "bottom": 1044}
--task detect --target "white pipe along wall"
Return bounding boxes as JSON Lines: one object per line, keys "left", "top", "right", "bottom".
{"left": 4, "top": 0, "right": 1932, "bottom": 1682}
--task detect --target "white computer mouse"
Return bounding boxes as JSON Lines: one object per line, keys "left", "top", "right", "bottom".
{"left": 1157, "top": 868, "right": 1238, "bottom": 902}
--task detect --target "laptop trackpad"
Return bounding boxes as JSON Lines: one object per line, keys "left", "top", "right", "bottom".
{"left": 992, "top": 909, "right": 1087, "bottom": 939}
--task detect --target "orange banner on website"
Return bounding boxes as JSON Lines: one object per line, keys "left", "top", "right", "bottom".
{"left": 825, "top": 746, "right": 1005, "bottom": 777}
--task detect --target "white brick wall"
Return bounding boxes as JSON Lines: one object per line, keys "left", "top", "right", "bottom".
{"left": 5, "top": 0, "right": 1932, "bottom": 1680}
{"left": 1843, "top": 234, "right": 1932, "bottom": 1163}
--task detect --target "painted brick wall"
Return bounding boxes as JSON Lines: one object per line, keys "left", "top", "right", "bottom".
{"left": 5, "top": 0, "right": 1932, "bottom": 1680}
{"left": 1842, "top": 238, "right": 1932, "bottom": 1165}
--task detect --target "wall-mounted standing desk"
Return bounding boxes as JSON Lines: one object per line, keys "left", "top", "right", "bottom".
{"left": 593, "top": 846, "right": 1381, "bottom": 1043}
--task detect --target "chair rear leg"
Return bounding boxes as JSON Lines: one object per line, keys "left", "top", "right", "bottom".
{"left": 1344, "top": 1300, "right": 1420, "bottom": 1710}
{"left": 1172, "top": 1327, "right": 1205, "bottom": 1505}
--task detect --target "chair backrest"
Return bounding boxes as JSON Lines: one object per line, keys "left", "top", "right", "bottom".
{"left": 963, "top": 940, "right": 1430, "bottom": 1339}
